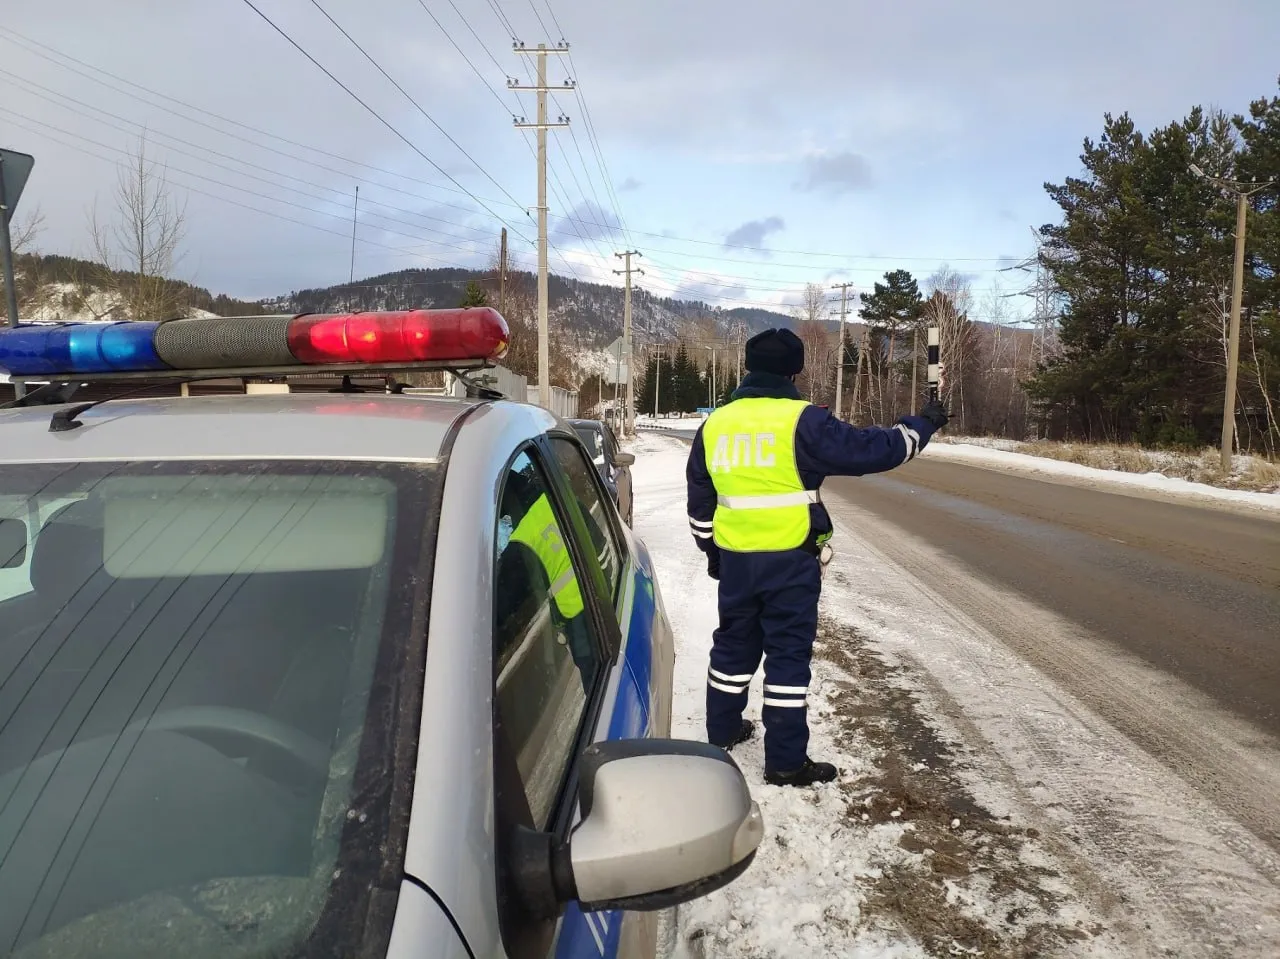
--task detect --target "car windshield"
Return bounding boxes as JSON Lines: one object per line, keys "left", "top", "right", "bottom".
{"left": 0, "top": 460, "right": 435, "bottom": 958}
{"left": 573, "top": 426, "right": 605, "bottom": 465}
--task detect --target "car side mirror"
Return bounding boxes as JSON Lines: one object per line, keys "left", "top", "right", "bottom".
{"left": 0, "top": 518, "right": 26, "bottom": 569}
{"left": 508, "top": 740, "right": 762, "bottom": 918}
{"left": 613, "top": 452, "right": 635, "bottom": 467}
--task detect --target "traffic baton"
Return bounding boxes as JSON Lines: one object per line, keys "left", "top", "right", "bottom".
{"left": 927, "top": 326, "right": 941, "bottom": 403}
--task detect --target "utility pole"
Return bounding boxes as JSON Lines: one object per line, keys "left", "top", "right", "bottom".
{"left": 512, "top": 42, "right": 572, "bottom": 411}
{"left": 831, "top": 282, "right": 854, "bottom": 420}
{"left": 613, "top": 250, "right": 643, "bottom": 435}
{"left": 1191, "top": 164, "right": 1276, "bottom": 471}
{"left": 652, "top": 345, "right": 664, "bottom": 419}
{"left": 851, "top": 328, "right": 868, "bottom": 423}
{"left": 346, "top": 185, "right": 359, "bottom": 311}
{"left": 711, "top": 347, "right": 717, "bottom": 407}
{"left": 498, "top": 227, "right": 508, "bottom": 316}
{"left": 736, "top": 323, "right": 745, "bottom": 384}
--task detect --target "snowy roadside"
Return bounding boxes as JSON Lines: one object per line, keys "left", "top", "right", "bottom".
{"left": 923, "top": 440, "right": 1280, "bottom": 513}
{"left": 627, "top": 432, "right": 1122, "bottom": 959}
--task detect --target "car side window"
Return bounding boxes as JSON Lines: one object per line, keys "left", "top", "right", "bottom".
{"left": 493, "top": 449, "right": 604, "bottom": 830}
{"left": 549, "top": 437, "right": 623, "bottom": 601}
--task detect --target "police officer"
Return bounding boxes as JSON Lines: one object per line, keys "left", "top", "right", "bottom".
{"left": 687, "top": 328, "right": 948, "bottom": 786}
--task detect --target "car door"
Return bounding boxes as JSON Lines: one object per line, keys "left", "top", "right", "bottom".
{"left": 491, "top": 443, "right": 627, "bottom": 959}
{"left": 543, "top": 435, "right": 661, "bottom": 959}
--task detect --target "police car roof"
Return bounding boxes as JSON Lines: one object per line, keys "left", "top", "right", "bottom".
{"left": 0, "top": 393, "right": 551, "bottom": 465}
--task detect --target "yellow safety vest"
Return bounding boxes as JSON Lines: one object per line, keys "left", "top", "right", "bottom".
{"left": 703, "top": 397, "right": 817, "bottom": 552}
{"left": 509, "top": 494, "right": 584, "bottom": 619}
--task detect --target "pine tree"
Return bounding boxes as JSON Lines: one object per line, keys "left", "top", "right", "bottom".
{"left": 1027, "top": 108, "right": 1245, "bottom": 445}
{"left": 671, "top": 343, "right": 695, "bottom": 413}
{"left": 459, "top": 280, "right": 488, "bottom": 308}
{"left": 636, "top": 355, "right": 659, "bottom": 416}
{"left": 858, "top": 270, "right": 923, "bottom": 421}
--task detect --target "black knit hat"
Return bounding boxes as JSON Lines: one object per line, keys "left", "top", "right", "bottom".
{"left": 744, "top": 328, "right": 804, "bottom": 377}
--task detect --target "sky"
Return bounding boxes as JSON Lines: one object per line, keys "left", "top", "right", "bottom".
{"left": 3, "top": 0, "right": 1279, "bottom": 322}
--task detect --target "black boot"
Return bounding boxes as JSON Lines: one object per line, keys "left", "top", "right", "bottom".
{"left": 764, "top": 757, "right": 838, "bottom": 787}
{"left": 712, "top": 719, "right": 756, "bottom": 751}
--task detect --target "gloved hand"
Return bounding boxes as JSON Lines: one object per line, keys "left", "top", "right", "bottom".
{"left": 919, "top": 399, "right": 949, "bottom": 430}
{"left": 706, "top": 550, "right": 721, "bottom": 581}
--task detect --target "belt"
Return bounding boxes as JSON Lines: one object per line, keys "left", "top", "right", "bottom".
{"left": 716, "top": 489, "right": 822, "bottom": 509}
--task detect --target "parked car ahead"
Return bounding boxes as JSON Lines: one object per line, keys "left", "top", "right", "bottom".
{"left": 569, "top": 418, "right": 634, "bottom": 527}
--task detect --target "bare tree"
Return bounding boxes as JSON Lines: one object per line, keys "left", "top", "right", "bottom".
{"left": 6, "top": 206, "right": 46, "bottom": 314}
{"left": 11, "top": 207, "right": 45, "bottom": 256}
{"left": 794, "top": 282, "right": 831, "bottom": 403}
{"left": 924, "top": 266, "right": 975, "bottom": 430}
{"left": 1247, "top": 315, "right": 1279, "bottom": 457}
{"left": 88, "top": 134, "right": 188, "bottom": 320}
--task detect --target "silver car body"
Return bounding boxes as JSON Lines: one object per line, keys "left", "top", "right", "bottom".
{"left": 0, "top": 393, "right": 687, "bottom": 958}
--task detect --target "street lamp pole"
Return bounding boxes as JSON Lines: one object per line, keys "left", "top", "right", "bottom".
{"left": 1190, "top": 164, "right": 1275, "bottom": 472}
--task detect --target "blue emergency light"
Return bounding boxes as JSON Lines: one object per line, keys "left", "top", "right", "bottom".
{"left": 0, "top": 309, "right": 510, "bottom": 379}
{"left": 0, "top": 322, "right": 168, "bottom": 376}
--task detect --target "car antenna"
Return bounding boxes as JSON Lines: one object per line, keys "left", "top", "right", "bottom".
{"left": 47, "top": 380, "right": 194, "bottom": 433}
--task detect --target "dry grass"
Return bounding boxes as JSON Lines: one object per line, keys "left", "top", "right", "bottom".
{"left": 1239, "top": 456, "right": 1280, "bottom": 491}
{"left": 947, "top": 437, "right": 1280, "bottom": 493}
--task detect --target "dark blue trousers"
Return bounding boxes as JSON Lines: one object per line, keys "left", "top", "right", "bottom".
{"left": 706, "top": 548, "right": 820, "bottom": 772}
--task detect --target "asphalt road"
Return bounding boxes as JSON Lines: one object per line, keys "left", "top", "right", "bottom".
{"left": 825, "top": 459, "right": 1280, "bottom": 738}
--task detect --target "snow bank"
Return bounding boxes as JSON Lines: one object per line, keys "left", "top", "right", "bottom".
{"left": 926, "top": 440, "right": 1280, "bottom": 513}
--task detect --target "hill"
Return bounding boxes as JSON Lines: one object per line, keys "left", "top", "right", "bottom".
{"left": 277, "top": 267, "right": 797, "bottom": 348}
{"left": 14, "top": 253, "right": 265, "bottom": 322}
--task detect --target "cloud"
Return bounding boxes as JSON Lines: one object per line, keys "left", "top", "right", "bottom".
{"left": 794, "top": 152, "right": 874, "bottom": 195}
{"left": 996, "top": 254, "right": 1021, "bottom": 271}
{"left": 551, "top": 201, "right": 623, "bottom": 245}
{"left": 724, "top": 216, "right": 785, "bottom": 249}
{"left": 997, "top": 208, "right": 1019, "bottom": 222}
{"left": 618, "top": 177, "right": 643, "bottom": 192}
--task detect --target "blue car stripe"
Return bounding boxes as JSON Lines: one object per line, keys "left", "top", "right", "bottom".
{"left": 555, "top": 557, "right": 660, "bottom": 958}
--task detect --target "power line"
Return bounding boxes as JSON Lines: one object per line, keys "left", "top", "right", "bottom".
{"left": 0, "top": 25, "right": 1020, "bottom": 287}
{"left": 0, "top": 76, "right": 499, "bottom": 249}
{"left": 392, "top": 0, "right": 612, "bottom": 273}
{"left": 524, "top": 0, "right": 554, "bottom": 42}
{"left": 297, "top": 0, "right": 528, "bottom": 215}
{"left": 1, "top": 23, "right": 1018, "bottom": 268}
{"left": 504, "top": 0, "right": 634, "bottom": 249}
{"left": 235, "top": 0, "right": 534, "bottom": 246}
{"left": 0, "top": 108, "right": 483, "bottom": 260}
{"left": 442, "top": 0, "right": 509, "bottom": 75}
{"left": 408, "top": 0, "right": 517, "bottom": 114}
{"left": 0, "top": 28, "right": 598, "bottom": 281}
{"left": 0, "top": 28, "right": 501, "bottom": 217}
{"left": 482, "top": 0, "right": 519, "bottom": 38}
{"left": 392, "top": 0, "right": 613, "bottom": 273}
{"left": 0, "top": 113, "right": 461, "bottom": 268}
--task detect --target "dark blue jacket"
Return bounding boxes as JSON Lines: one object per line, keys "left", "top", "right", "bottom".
{"left": 686, "top": 371, "right": 938, "bottom": 555}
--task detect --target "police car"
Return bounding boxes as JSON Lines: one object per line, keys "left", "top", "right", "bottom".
{"left": 0, "top": 309, "right": 763, "bottom": 959}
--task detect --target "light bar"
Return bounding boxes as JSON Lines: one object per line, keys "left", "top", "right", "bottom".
{"left": 0, "top": 309, "right": 509, "bottom": 378}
